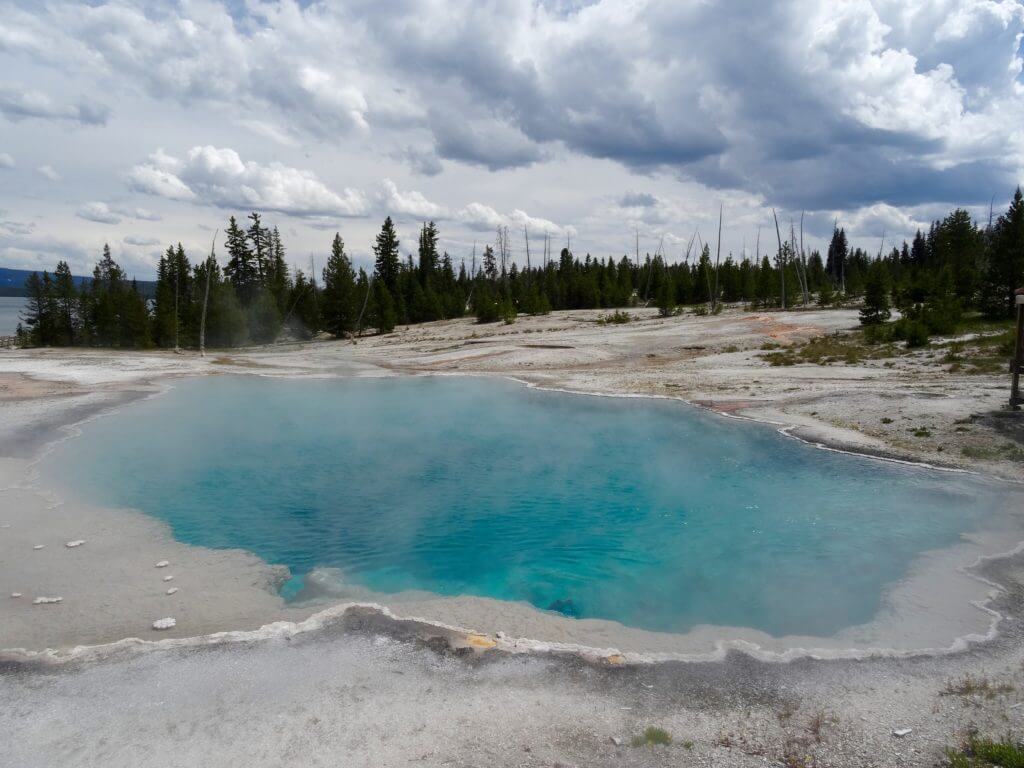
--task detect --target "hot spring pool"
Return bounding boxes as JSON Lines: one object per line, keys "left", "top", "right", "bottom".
{"left": 41, "top": 375, "right": 1016, "bottom": 638}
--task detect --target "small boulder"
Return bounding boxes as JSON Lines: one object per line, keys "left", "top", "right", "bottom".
{"left": 166, "top": 587, "right": 178, "bottom": 595}
{"left": 65, "top": 540, "right": 85, "bottom": 548}
{"left": 33, "top": 596, "right": 62, "bottom": 605}
{"left": 152, "top": 617, "right": 176, "bottom": 630}
{"left": 155, "top": 560, "right": 169, "bottom": 568}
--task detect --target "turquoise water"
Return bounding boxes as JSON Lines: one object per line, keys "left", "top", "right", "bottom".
{"left": 43, "top": 376, "right": 1012, "bottom": 637}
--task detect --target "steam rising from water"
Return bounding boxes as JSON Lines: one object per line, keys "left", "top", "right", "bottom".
{"left": 41, "top": 375, "right": 1015, "bottom": 638}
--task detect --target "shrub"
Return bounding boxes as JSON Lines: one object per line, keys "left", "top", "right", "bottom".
{"left": 863, "top": 323, "right": 894, "bottom": 344}
{"left": 597, "top": 310, "right": 632, "bottom": 325}
{"left": 891, "top": 318, "right": 930, "bottom": 348}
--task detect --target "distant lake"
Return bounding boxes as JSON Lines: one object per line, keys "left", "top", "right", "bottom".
{"left": 0, "top": 296, "right": 26, "bottom": 336}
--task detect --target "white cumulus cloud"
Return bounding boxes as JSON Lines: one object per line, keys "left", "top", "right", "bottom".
{"left": 76, "top": 201, "right": 121, "bottom": 224}
{"left": 127, "top": 146, "right": 368, "bottom": 218}
{"left": 377, "top": 179, "right": 448, "bottom": 219}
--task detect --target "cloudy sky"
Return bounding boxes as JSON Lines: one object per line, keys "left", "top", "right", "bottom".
{"left": 1, "top": 0, "right": 1023, "bottom": 278}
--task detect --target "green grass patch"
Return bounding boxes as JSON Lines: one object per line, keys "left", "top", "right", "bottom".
{"left": 631, "top": 726, "right": 672, "bottom": 747}
{"left": 761, "top": 332, "right": 901, "bottom": 366}
{"left": 942, "top": 676, "right": 1015, "bottom": 699}
{"left": 961, "top": 444, "right": 1024, "bottom": 463}
{"left": 946, "top": 735, "right": 1024, "bottom": 767}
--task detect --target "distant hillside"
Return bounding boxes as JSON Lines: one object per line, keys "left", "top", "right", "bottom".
{"left": 0, "top": 267, "right": 156, "bottom": 298}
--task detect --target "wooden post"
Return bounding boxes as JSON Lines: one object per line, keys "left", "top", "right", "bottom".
{"left": 1011, "top": 289, "right": 1024, "bottom": 409}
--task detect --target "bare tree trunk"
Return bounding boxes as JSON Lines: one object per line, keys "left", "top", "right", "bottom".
{"left": 712, "top": 203, "right": 723, "bottom": 312}
{"left": 464, "top": 243, "right": 477, "bottom": 314}
{"left": 683, "top": 231, "right": 696, "bottom": 264}
{"left": 799, "top": 213, "right": 810, "bottom": 305}
{"left": 356, "top": 274, "right": 372, "bottom": 337}
{"left": 790, "top": 221, "right": 808, "bottom": 306}
{"left": 199, "top": 231, "right": 217, "bottom": 357}
{"left": 174, "top": 265, "right": 179, "bottom": 353}
{"left": 772, "top": 209, "right": 786, "bottom": 311}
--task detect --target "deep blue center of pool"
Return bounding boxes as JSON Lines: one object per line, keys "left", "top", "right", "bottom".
{"left": 44, "top": 376, "right": 1009, "bottom": 636}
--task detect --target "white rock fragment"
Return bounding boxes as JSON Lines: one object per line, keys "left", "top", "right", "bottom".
{"left": 0, "top": 523, "right": 10, "bottom": 528}
{"left": 610, "top": 736, "right": 622, "bottom": 746}
{"left": 152, "top": 617, "right": 176, "bottom": 630}
{"left": 65, "top": 540, "right": 85, "bottom": 548}
{"left": 32, "top": 544, "right": 44, "bottom": 550}
{"left": 10, "top": 592, "right": 22, "bottom": 598}
{"left": 166, "top": 587, "right": 178, "bottom": 595}
{"left": 163, "top": 575, "right": 174, "bottom": 582}
{"left": 892, "top": 728, "right": 913, "bottom": 738}
{"left": 155, "top": 560, "right": 169, "bottom": 568}
{"left": 33, "top": 596, "right": 62, "bottom": 605}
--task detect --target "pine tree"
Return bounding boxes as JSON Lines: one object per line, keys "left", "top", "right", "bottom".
{"left": 817, "top": 278, "right": 834, "bottom": 307}
{"left": 90, "top": 244, "right": 126, "bottom": 346}
{"left": 826, "top": 227, "right": 848, "bottom": 286}
{"left": 418, "top": 221, "right": 439, "bottom": 285}
{"left": 373, "top": 216, "right": 401, "bottom": 293}
{"left": 481, "top": 245, "right": 498, "bottom": 281}
{"left": 123, "top": 279, "right": 152, "bottom": 348}
{"left": 52, "top": 261, "right": 77, "bottom": 345}
{"left": 933, "top": 208, "right": 982, "bottom": 305}
{"left": 321, "top": 233, "right": 357, "bottom": 337}
{"left": 980, "top": 188, "right": 1024, "bottom": 317}
{"left": 860, "top": 261, "right": 891, "bottom": 325}
{"left": 655, "top": 272, "right": 676, "bottom": 317}
{"left": 224, "top": 216, "right": 258, "bottom": 304}
{"left": 371, "top": 278, "right": 397, "bottom": 333}
{"left": 267, "top": 226, "right": 290, "bottom": 312}
{"left": 247, "top": 212, "right": 271, "bottom": 284}
{"left": 247, "top": 289, "right": 282, "bottom": 344}
{"left": 154, "top": 247, "right": 176, "bottom": 347}
{"left": 196, "top": 259, "right": 247, "bottom": 347}
{"left": 756, "top": 256, "right": 774, "bottom": 307}
{"left": 21, "top": 271, "right": 55, "bottom": 346}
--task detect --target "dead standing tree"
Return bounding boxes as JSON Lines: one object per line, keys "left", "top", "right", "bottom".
{"left": 790, "top": 219, "right": 809, "bottom": 306}
{"left": 199, "top": 230, "right": 217, "bottom": 357}
{"left": 772, "top": 209, "right": 786, "bottom": 310}
{"left": 464, "top": 242, "right": 478, "bottom": 313}
{"left": 712, "top": 204, "right": 723, "bottom": 312}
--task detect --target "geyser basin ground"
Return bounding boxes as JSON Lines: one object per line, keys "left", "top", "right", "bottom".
{"left": 41, "top": 375, "right": 1020, "bottom": 643}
